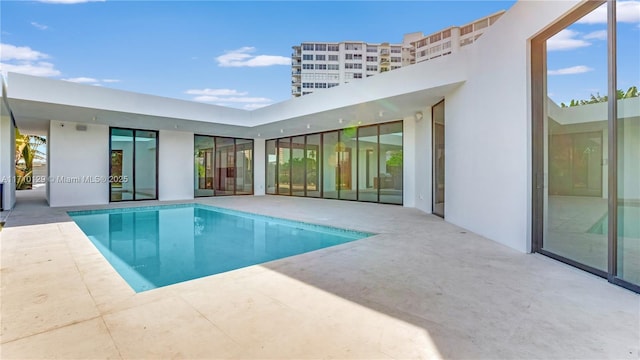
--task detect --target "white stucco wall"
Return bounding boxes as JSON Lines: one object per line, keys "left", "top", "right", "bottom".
{"left": 0, "top": 113, "right": 16, "bottom": 210}
{"left": 443, "top": 0, "right": 581, "bottom": 252}
{"left": 49, "top": 120, "right": 109, "bottom": 207}
{"left": 158, "top": 130, "right": 194, "bottom": 201}
{"left": 403, "top": 116, "right": 417, "bottom": 208}
{"left": 413, "top": 106, "right": 433, "bottom": 214}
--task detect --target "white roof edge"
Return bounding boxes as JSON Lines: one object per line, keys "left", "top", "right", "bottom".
{"left": 6, "top": 72, "right": 252, "bottom": 126}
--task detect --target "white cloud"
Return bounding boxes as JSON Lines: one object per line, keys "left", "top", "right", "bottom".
{"left": 63, "top": 77, "right": 98, "bottom": 83}
{"left": 31, "top": 22, "right": 49, "bottom": 30}
{"left": 578, "top": 1, "right": 640, "bottom": 24}
{"left": 548, "top": 65, "right": 594, "bottom": 76}
{"left": 62, "top": 77, "right": 121, "bottom": 85}
{"left": 547, "top": 29, "right": 591, "bottom": 51}
{"left": 583, "top": 30, "right": 607, "bottom": 40}
{"left": 0, "top": 43, "right": 61, "bottom": 77}
{"left": 37, "top": 0, "right": 106, "bottom": 4}
{"left": 0, "top": 61, "right": 61, "bottom": 77}
{"left": 185, "top": 88, "right": 247, "bottom": 96}
{"left": 186, "top": 87, "right": 274, "bottom": 108}
{"left": 193, "top": 95, "right": 272, "bottom": 103}
{"left": 244, "top": 103, "right": 269, "bottom": 110}
{"left": 216, "top": 47, "right": 289, "bottom": 67}
{"left": 0, "top": 43, "right": 49, "bottom": 61}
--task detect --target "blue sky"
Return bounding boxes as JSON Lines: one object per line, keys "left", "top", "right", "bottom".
{"left": 0, "top": 0, "right": 638, "bottom": 109}
{"left": 546, "top": 1, "right": 640, "bottom": 105}
{"left": 1, "top": 0, "right": 514, "bottom": 109}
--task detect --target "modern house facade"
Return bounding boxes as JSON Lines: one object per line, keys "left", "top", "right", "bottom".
{"left": 0, "top": 0, "right": 638, "bottom": 292}
{"left": 291, "top": 10, "right": 505, "bottom": 97}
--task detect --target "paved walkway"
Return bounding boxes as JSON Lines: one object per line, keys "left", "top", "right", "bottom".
{"left": 1, "top": 193, "right": 638, "bottom": 359}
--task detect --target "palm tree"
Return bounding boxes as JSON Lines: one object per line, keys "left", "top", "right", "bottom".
{"left": 15, "top": 129, "right": 46, "bottom": 190}
{"left": 560, "top": 85, "right": 639, "bottom": 108}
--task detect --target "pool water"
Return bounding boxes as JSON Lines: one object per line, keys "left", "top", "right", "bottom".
{"left": 69, "top": 204, "right": 372, "bottom": 292}
{"left": 587, "top": 206, "right": 640, "bottom": 238}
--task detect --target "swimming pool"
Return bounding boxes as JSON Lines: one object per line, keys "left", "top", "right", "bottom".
{"left": 69, "top": 204, "right": 372, "bottom": 292}
{"left": 587, "top": 205, "right": 640, "bottom": 238}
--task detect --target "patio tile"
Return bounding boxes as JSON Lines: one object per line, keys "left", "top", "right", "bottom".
{"left": 0, "top": 317, "right": 121, "bottom": 359}
{"left": 102, "top": 296, "right": 242, "bottom": 359}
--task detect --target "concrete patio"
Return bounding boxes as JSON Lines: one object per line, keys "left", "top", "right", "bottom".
{"left": 1, "top": 189, "right": 638, "bottom": 359}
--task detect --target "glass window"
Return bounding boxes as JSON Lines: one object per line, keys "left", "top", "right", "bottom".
{"left": 266, "top": 139, "right": 277, "bottom": 194}
{"left": 543, "top": 3, "right": 607, "bottom": 271}
{"left": 379, "top": 122, "right": 403, "bottom": 204}
{"left": 194, "top": 135, "right": 215, "bottom": 197}
{"left": 110, "top": 128, "right": 157, "bottom": 202}
{"left": 235, "top": 139, "right": 253, "bottom": 195}
{"left": 322, "top": 131, "right": 339, "bottom": 199}
{"left": 291, "top": 136, "right": 305, "bottom": 197}
{"left": 357, "top": 126, "right": 378, "bottom": 202}
{"left": 214, "top": 137, "right": 235, "bottom": 196}
{"left": 110, "top": 128, "right": 134, "bottom": 202}
{"left": 278, "top": 138, "right": 291, "bottom": 195}
{"left": 338, "top": 128, "right": 357, "bottom": 200}
{"left": 134, "top": 131, "right": 157, "bottom": 200}
{"left": 616, "top": 10, "right": 640, "bottom": 285}
{"left": 306, "top": 134, "right": 321, "bottom": 198}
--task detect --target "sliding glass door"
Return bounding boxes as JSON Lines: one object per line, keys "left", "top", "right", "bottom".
{"left": 267, "top": 121, "right": 403, "bottom": 205}
{"left": 110, "top": 128, "right": 157, "bottom": 202}
{"left": 532, "top": 1, "right": 639, "bottom": 292}
{"left": 194, "top": 135, "right": 254, "bottom": 197}
{"left": 433, "top": 100, "right": 445, "bottom": 217}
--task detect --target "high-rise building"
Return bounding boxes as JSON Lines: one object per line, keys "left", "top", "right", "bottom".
{"left": 291, "top": 41, "right": 407, "bottom": 97}
{"left": 291, "top": 10, "right": 505, "bottom": 97}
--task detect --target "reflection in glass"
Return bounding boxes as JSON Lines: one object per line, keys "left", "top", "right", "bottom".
{"left": 291, "top": 136, "right": 305, "bottom": 196}
{"left": 134, "top": 131, "right": 157, "bottom": 200}
{"left": 379, "top": 122, "right": 403, "bottom": 204}
{"left": 235, "top": 139, "right": 253, "bottom": 195}
{"left": 617, "top": 14, "right": 640, "bottom": 285}
{"left": 266, "top": 140, "right": 277, "bottom": 194}
{"left": 306, "top": 134, "right": 321, "bottom": 197}
{"left": 215, "top": 137, "right": 235, "bottom": 195}
{"left": 433, "top": 101, "right": 445, "bottom": 216}
{"left": 110, "top": 128, "right": 134, "bottom": 202}
{"left": 322, "top": 131, "right": 339, "bottom": 199}
{"left": 267, "top": 121, "right": 403, "bottom": 205}
{"left": 543, "top": 3, "right": 607, "bottom": 270}
{"left": 357, "top": 126, "right": 378, "bottom": 202}
{"left": 194, "top": 136, "right": 215, "bottom": 197}
{"left": 339, "top": 128, "right": 357, "bottom": 200}
{"left": 110, "top": 128, "right": 158, "bottom": 202}
{"left": 278, "top": 138, "right": 291, "bottom": 195}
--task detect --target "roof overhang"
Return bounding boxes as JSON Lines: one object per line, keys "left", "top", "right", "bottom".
{"left": 5, "top": 51, "right": 467, "bottom": 138}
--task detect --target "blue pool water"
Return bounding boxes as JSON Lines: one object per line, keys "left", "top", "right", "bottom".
{"left": 587, "top": 206, "right": 640, "bottom": 238}
{"left": 69, "top": 204, "right": 372, "bottom": 292}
